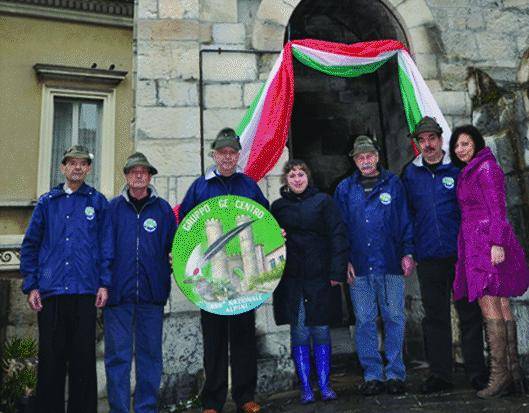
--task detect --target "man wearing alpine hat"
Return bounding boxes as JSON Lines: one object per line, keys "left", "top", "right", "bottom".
{"left": 20, "top": 145, "right": 112, "bottom": 413}
{"left": 179, "top": 128, "right": 269, "bottom": 413}
{"left": 401, "top": 116, "right": 488, "bottom": 393}
{"left": 334, "top": 135, "right": 415, "bottom": 396}
{"left": 104, "top": 152, "right": 177, "bottom": 412}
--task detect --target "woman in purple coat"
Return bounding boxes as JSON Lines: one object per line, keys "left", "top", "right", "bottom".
{"left": 449, "top": 125, "right": 529, "bottom": 399}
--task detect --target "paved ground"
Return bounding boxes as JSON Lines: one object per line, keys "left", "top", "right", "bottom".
{"left": 166, "top": 361, "right": 529, "bottom": 413}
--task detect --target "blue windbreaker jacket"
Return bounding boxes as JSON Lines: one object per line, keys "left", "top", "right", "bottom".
{"left": 20, "top": 183, "right": 112, "bottom": 298}
{"left": 179, "top": 167, "right": 270, "bottom": 218}
{"left": 334, "top": 169, "right": 414, "bottom": 276}
{"left": 107, "top": 186, "right": 177, "bottom": 306}
{"left": 401, "top": 153, "right": 460, "bottom": 262}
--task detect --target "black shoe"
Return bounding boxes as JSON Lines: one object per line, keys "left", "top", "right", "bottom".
{"left": 420, "top": 375, "right": 453, "bottom": 394}
{"left": 471, "top": 373, "right": 489, "bottom": 391}
{"left": 359, "top": 380, "right": 385, "bottom": 396}
{"left": 386, "top": 379, "right": 406, "bottom": 395}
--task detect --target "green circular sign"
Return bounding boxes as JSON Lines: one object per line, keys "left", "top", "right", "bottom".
{"left": 172, "top": 195, "right": 286, "bottom": 315}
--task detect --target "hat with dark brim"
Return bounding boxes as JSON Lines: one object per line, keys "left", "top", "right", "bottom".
{"left": 410, "top": 116, "right": 443, "bottom": 140}
{"left": 211, "top": 128, "right": 242, "bottom": 151}
{"left": 62, "top": 145, "right": 93, "bottom": 164}
{"left": 349, "top": 135, "right": 378, "bottom": 157}
{"left": 123, "top": 152, "right": 158, "bottom": 175}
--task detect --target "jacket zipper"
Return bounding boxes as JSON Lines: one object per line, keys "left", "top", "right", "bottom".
{"left": 127, "top": 195, "right": 153, "bottom": 304}
{"left": 429, "top": 170, "right": 443, "bottom": 250}
{"left": 135, "top": 201, "right": 153, "bottom": 304}
{"left": 215, "top": 173, "right": 230, "bottom": 195}
{"left": 136, "top": 213, "right": 140, "bottom": 303}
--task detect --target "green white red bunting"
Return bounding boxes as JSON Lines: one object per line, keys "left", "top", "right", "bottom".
{"left": 236, "top": 39, "right": 451, "bottom": 181}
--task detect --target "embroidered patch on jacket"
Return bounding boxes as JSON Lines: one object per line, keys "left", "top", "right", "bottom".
{"left": 442, "top": 177, "right": 455, "bottom": 189}
{"left": 85, "top": 206, "right": 95, "bottom": 221}
{"left": 379, "top": 192, "right": 392, "bottom": 205}
{"left": 143, "top": 218, "right": 157, "bottom": 232}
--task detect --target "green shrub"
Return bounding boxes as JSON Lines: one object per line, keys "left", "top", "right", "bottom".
{"left": 0, "top": 337, "right": 38, "bottom": 413}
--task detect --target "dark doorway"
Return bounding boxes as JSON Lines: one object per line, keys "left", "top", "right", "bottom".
{"left": 287, "top": 0, "right": 413, "bottom": 194}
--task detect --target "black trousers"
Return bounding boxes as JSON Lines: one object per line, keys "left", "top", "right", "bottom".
{"left": 36, "top": 294, "right": 97, "bottom": 413}
{"left": 200, "top": 310, "right": 257, "bottom": 411}
{"left": 417, "top": 257, "right": 487, "bottom": 382}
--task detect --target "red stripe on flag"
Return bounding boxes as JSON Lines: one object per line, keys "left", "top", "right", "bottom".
{"left": 292, "top": 39, "right": 407, "bottom": 58}
{"left": 245, "top": 43, "right": 295, "bottom": 181}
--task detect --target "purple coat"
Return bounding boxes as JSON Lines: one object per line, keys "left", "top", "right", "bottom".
{"left": 453, "top": 147, "right": 529, "bottom": 302}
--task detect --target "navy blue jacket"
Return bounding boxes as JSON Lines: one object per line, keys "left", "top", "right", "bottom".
{"left": 271, "top": 186, "right": 349, "bottom": 325}
{"left": 334, "top": 169, "right": 414, "bottom": 276}
{"left": 401, "top": 153, "right": 460, "bottom": 262}
{"left": 20, "top": 183, "right": 112, "bottom": 299}
{"left": 107, "top": 187, "right": 177, "bottom": 306}
{"left": 179, "top": 167, "right": 270, "bottom": 218}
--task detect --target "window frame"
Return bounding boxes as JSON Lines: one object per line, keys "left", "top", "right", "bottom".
{"left": 37, "top": 85, "right": 116, "bottom": 198}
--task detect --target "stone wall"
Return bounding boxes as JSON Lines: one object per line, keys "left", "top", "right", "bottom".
{"left": 425, "top": 0, "right": 529, "bottom": 362}
{"left": 132, "top": 0, "right": 529, "bottom": 407}
{"left": 467, "top": 67, "right": 529, "bottom": 366}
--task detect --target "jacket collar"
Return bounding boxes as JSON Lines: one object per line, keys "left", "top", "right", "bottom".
{"left": 351, "top": 167, "right": 390, "bottom": 186}
{"left": 280, "top": 185, "right": 319, "bottom": 200}
{"left": 459, "top": 147, "right": 495, "bottom": 178}
{"left": 49, "top": 182, "right": 94, "bottom": 198}
{"left": 121, "top": 184, "right": 158, "bottom": 203}
{"left": 204, "top": 165, "right": 243, "bottom": 181}
{"left": 412, "top": 151, "right": 452, "bottom": 167}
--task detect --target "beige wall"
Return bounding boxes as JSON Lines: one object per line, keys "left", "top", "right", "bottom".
{"left": 0, "top": 209, "right": 33, "bottom": 235}
{"left": 0, "top": 14, "right": 133, "bottom": 235}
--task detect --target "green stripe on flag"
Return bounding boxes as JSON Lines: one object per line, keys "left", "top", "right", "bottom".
{"left": 398, "top": 65, "right": 422, "bottom": 133}
{"left": 292, "top": 48, "right": 390, "bottom": 78}
{"left": 236, "top": 83, "right": 266, "bottom": 136}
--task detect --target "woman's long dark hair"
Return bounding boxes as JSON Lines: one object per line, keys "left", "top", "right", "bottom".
{"left": 449, "top": 124, "right": 486, "bottom": 168}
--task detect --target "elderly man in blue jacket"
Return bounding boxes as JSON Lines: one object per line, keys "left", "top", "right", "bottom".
{"left": 20, "top": 145, "right": 112, "bottom": 413}
{"left": 104, "top": 152, "right": 177, "bottom": 413}
{"left": 179, "top": 128, "right": 268, "bottom": 413}
{"left": 401, "top": 117, "right": 487, "bottom": 393}
{"left": 334, "top": 136, "right": 415, "bottom": 397}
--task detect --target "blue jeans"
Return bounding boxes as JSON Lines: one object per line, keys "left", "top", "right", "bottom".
{"left": 104, "top": 303, "right": 164, "bottom": 413}
{"left": 291, "top": 297, "right": 331, "bottom": 347}
{"left": 350, "top": 274, "right": 406, "bottom": 381}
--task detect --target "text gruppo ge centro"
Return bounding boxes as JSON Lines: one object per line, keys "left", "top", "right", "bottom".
{"left": 182, "top": 198, "right": 265, "bottom": 232}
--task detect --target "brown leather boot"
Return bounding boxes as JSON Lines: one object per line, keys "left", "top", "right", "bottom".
{"left": 477, "top": 319, "right": 512, "bottom": 399}
{"left": 506, "top": 320, "right": 527, "bottom": 395}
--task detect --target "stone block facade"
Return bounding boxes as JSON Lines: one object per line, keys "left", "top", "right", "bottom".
{"left": 132, "top": 0, "right": 529, "bottom": 408}
{"left": 212, "top": 23, "right": 246, "bottom": 45}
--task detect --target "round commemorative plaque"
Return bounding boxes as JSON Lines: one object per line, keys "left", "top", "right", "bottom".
{"left": 172, "top": 195, "right": 286, "bottom": 315}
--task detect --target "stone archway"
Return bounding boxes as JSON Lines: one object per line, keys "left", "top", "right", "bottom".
{"left": 252, "top": 0, "right": 440, "bottom": 79}
{"left": 287, "top": 0, "right": 413, "bottom": 192}
{"left": 251, "top": 0, "right": 443, "bottom": 187}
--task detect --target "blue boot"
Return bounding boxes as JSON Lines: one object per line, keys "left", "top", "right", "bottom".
{"left": 291, "top": 346, "right": 315, "bottom": 404}
{"left": 314, "top": 343, "right": 337, "bottom": 401}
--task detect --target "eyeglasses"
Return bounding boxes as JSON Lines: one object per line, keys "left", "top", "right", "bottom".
{"left": 215, "top": 150, "right": 239, "bottom": 158}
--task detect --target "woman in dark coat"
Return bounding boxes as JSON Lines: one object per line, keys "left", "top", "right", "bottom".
{"left": 271, "top": 159, "right": 349, "bottom": 404}
{"left": 450, "top": 125, "right": 529, "bottom": 398}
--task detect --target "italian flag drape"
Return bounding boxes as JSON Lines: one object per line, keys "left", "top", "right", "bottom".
{"left": 236, "top": 39, "right": 451, "bottom": 182}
